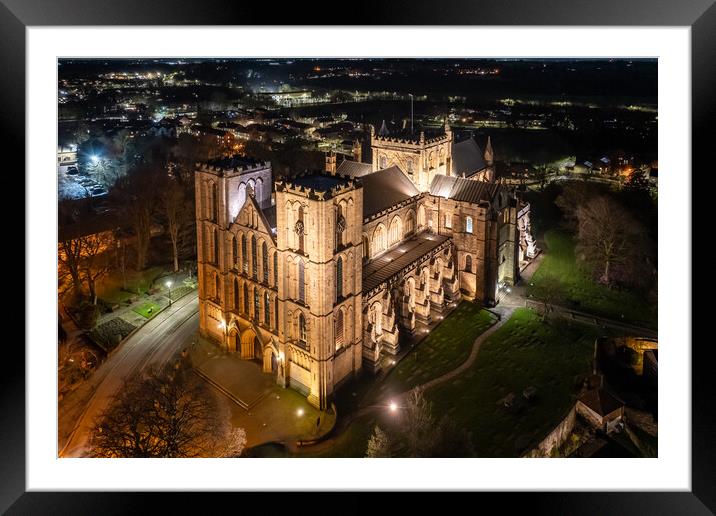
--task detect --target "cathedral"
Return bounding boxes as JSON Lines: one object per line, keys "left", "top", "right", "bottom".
{"left": 195, "top": 122, "right": 537, "bottom": 409}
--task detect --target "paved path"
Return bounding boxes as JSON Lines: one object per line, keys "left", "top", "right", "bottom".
{"left": 58, "top": 292, "right": 199, "bottom": 457}
{"left": 394, "top": 308, "right": 514, "bottom": 400}
{"left": 290, "top": 307, "right": 514, "bottom": 455}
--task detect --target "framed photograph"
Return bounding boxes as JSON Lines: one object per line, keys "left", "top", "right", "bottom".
{"left": 6, "top": 0, "right": 712, "bottom": 512}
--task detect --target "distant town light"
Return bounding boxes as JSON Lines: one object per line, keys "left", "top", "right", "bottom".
{"left": 389, "top": 401, "right": 398, "bottom": 412}
{"left": 297, "top": 408, "right": 304, "bottom": 417}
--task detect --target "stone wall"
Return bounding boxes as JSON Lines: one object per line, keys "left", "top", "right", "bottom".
{"left": 523, "top": 404, "right": 577, "bottom": 458}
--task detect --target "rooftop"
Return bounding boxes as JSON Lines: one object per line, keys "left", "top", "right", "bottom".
{"left": 451, "top": 137, "right": 487, "bottom": 177}
{"left": 288, "top": 173, "right": 353, "bottom": 193}
{"left": 203, "top": 154, "right": 267, "bottom": 171}
{"left": 361, "top": 166, "right": 420, "bottom": 218}
{"left": 429, "top": 175, "right": 502, "bottom": 204}
{"left": 374, "top": 125, "right": 447, "bottom": 144}
{"left": 362, "top": 234, "right": 450, "bottom": 294}
{"left": 336, "top": 159, "right": 373, "bottom": 178}
{"left": 578, "top": 388, "right": 624, "bottom": 417}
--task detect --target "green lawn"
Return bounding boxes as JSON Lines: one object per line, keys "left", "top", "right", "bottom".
{"left": 132, "top": 301, "right": 163, "bottom": 319}
{"left": 528, "top": 230, "right": 657, "bottom": 328}
{"left": 426, "top": 307, "right": 622, "bottom": 457}
{"left": 376, "top": 302, "right": 496, "bottom": 397}
{"left": 245, "top": 415, "right": 376, "bottom": 458}
{"left": 98, "top": 266, "right": 167, "bottom": 305}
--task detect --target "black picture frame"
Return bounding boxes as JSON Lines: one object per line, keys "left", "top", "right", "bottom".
{"left": 5, "top": 0, "right": 711, "bottom": 513}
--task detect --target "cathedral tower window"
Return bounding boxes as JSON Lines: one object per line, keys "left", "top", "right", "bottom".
{"left": 335, "top": 310, "right": 344, "bottom": 350}
{"left": 298, "top": 312, "right": 307, "bottom": 345}
{"left": 298, "top": 259, "right": 306, "bottom": 303}
{"left": 243, "top": 284, "right": 249, "bottom": 314}
{"left": 466, "top": 255, "right": 473, "bottom": 273}
{"left": 262, "top": 242, "right": 269, "bottom": 283}
{"left": 273, "top": 252, "right": 278, "bottom": 287}
{"left": 251, "top": 235, "right": 258, "bottom": 280}
{"left": 253, "top": 287, "right": 259, "bottom": 321}
{"left": 264, "top": 291, "right": 270, "bottom": 325}
{"left": 465, "top": 216, "right": 473, "bottom": 234}
{"left": 233, "top": 278, "right": 239, "bottom": 309}
{"left": 241, "top": 235, "right": 248, "bottom": 274}
{"left": 336, "top": 257, "right": 343, "bottom": 300}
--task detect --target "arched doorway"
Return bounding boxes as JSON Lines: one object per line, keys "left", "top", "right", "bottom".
{"left": 228, "top": 328, "right": 239, "bottom": 353}
{"left": 240, "top": 328, "right": 259, "bottom": 360}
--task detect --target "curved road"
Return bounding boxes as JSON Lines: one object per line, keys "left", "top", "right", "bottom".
{"left": 59, "top": 292, "right": 199, "bottom": 457}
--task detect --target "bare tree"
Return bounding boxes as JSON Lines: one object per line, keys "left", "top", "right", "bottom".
{"left": 365, "top": 425, "right": 393, "bottom": 458}
{"left": 91, "top": 358, "right": 245, "bottom": 458}
{"left": 79, "top": 231, "right": 114, "bottom": 304}
{"left": 372, "top": 388, "right": 474, "bottom": 458}
{"left": 58, "top": 230, "right": 114, "bottom": 304}
{"left": 159, "top": 179, "right": 191, "bottom": 272}
{"left": 58, "top": 238, "right": 84, "bottom": 298}
{"left": 575, "top": 196, "right": 644, "bottom": 286}
{"left": 113, "top": 164, "right": 161, "bottom": 270}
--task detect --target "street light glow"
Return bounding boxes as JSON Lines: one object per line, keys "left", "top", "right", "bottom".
{"left": 90, "top": 154, "right": 99, "bottom": 163}
{"left": 296, "top": 408, "right": 304, "bottom": 417}
{"left": 389, "top": 401, "right": 397, "bottom": 412}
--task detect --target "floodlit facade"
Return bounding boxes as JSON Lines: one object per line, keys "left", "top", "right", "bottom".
{"left": 196, "top": 123, "right": 536, "bottom": 409}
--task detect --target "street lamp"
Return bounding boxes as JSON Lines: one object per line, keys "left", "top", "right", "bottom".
{"left": 166, "top": 280, "right": 173, "bottom": 306}
{"left": 389, "top": 401, "right": 398, "bottom": 413}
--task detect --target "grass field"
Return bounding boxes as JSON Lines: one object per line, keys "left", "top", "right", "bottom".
{"left": 97, "top": 266, "right": 166, "bottom": 305}
{"left": 132, "top": 301, "right": 163, "bottom": 319}
{"left": 375, "top": 302, "right": 495, "bottom": 397}
{"left": 528, "top": 230, "right": 656, "bottom": 328}
{"left": 426, "top": 308, "right": 621, "bottom": 457}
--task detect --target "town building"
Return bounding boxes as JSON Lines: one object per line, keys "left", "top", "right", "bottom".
{"left": 195, "top": 122, "right": 536, "bottom": 409}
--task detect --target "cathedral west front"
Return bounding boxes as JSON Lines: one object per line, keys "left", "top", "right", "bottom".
{"left": 195, "top": 122, "right": 536, "bottom": 409}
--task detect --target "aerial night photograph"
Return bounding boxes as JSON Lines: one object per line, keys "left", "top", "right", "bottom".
{"left": 56, "top": 57, "right": 658, "bottom": 459}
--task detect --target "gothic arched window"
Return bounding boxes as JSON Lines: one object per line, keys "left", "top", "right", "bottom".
{"left": 212, "top": 228, "right": 219, "bottom": 264}
{"left": 214, "top": 273, "right": 220, "bottom": 301}
{"left": 296, "top": 205, "right": 305, "bottom": 253}
{"left": 262, "top": 242, "right": 269, "bottom": 283}
{"left": 298, "top": 312, "right": 307, "bottom": 345}
{"left": 210, "top": 182, "right": 218, "bottom": 222}
{"left": 465, "top": 255, "right": 473, "bottom": 273}
{"left": 465, "top": 216, "right": 473, "bottom": 234}
{"left": 232, "top": 236, "right": 238, "bottom": 267}
{"left": 336, "top": 257, "right": 343, "bottom": 300}
{"left": 251, "top": 235, "right": 258, "bottom": 279}
{"left": 233, "top": 278, "right": 239, "bottom": 309}
{"left": 241, "top": 234, "right": 248, "bottom": 274}
{"left": 273, "top": 252, "right": 278, "bottom": 286}
{"left": 243, "top": 283, "right": 249, "bottom": 314}
{"left": 253, "top": 287, "right": 259, "bottom": 321}
{"left": 274, "top": 297, "right": 279, "bottom": 330}
{"left": 298, "top": 260, "right": 305, "bottom": 303}
{"left": 264, "top": 291, "right": 270, "bottom": 325}
{"left": 379, "top": 155, "right": 387, "bottom": 169}
{"left": 335, "top": 310, "right": 344, "bottom": 349}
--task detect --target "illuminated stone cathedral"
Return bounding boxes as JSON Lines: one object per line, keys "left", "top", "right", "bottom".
{"left": 195, "top": 122, "right": 536, "bottom": 409}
